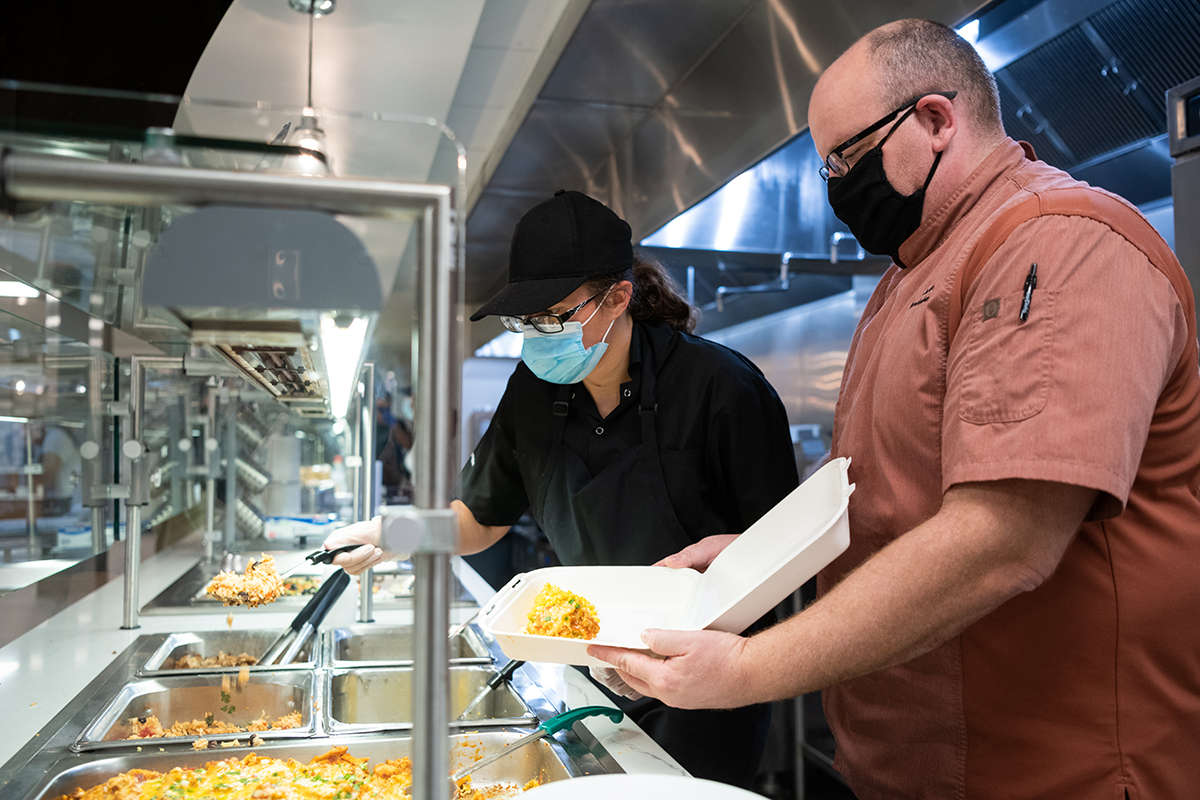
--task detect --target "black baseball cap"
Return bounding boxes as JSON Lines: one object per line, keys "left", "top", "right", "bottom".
{"left": 470, "top": 190, "right": 634, "bottom": 322}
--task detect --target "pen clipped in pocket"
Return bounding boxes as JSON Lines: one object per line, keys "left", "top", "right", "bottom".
{"left": 957, "top": 289, "right": 1056, "bottom": 424}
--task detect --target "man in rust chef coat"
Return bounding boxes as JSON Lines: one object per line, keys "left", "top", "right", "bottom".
{"left": 590, "top": 18, "right": 1200, "bottom": 800}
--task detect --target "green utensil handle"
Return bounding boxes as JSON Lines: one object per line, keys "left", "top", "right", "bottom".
{"left": 539, "top": 705, "right": 624, "bottom": 736}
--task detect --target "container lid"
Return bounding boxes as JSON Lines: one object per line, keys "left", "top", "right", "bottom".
{"left": 479, "top": 458, "right": 854, "bottom": 666}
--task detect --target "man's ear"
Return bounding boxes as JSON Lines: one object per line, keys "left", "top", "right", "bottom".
{"left": 919, "top": 94, "right": 957, "bottom": 152}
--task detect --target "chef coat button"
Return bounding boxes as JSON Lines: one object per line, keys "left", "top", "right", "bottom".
{"left": 623, "top": 389, "right": 631, "bottom": 397}
{"left": 595, "top": 426, "right": 604, "bottom": 435}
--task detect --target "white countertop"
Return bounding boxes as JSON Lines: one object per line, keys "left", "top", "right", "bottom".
{"left": 0, "top": 535, "right": 686, "bottom": 779}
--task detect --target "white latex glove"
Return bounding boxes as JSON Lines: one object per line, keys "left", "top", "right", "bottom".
{"left": 323, "top": 516, "right": 389, "bottom": 575}
{"left": 589, "top": 664, "right": 645, "bottom": 701}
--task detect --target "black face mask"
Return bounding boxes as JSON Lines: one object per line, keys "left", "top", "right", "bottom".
{"left": 826, "top": 107, "right": 942, "bottom": 268}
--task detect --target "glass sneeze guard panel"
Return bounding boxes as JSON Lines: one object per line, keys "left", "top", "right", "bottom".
{"left": 0, "top": 81, "right": 465, "bottom": 598}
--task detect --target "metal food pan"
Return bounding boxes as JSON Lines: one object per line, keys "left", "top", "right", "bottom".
{"left": 71, "top": 671, "right": 317, "bottom": 752}
{"left": 139, "top": 631, "right": 315, "bottom": 675}
{"left": 327, "top": 666, "right": 534, "bottom": 733}
{"left": 26, "top": 732, "right": 577, "bottom": 800}
{"left": 326, "top": 623, "right": 491, "bottom": 666}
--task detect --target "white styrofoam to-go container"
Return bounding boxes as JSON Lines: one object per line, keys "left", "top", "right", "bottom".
{"left": 478, "top": 457, "right": 854, "bottom": 668}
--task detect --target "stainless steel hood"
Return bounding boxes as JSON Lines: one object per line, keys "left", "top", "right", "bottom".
{"left": 464, "top": 0, "right": 1200, "bottom": 346}
{"left": 977, "top": 0, "right": 1200, "bottom": 204}
{"left": 463, "top": 0, "right": 981, "bottom": 347}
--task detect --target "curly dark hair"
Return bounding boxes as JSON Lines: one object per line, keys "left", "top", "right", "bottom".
{"left": 584, "top": 250, "right": 697, "bottom": 334}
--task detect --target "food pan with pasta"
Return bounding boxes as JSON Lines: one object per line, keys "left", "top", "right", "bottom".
{"left": 20, "top": 732, "right": 580, "bottom": 800}
{"left": 137, "top": 630, "right": 316, "bottom": 676}
{"left": 70, "top": 671, "right": 318, "bottom": 752}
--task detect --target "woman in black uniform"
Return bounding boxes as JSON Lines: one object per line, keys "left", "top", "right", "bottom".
{"left": 327, "top": 190, "right": 798, "bottom": 788}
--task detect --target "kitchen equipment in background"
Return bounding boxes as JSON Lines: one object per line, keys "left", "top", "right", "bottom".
{"left": 1169, "top": 74, "right": 1200, "bottom": 329}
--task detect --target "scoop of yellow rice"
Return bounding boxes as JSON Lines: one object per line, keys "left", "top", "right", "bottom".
{"left": 525, "top": 583, "right": 600, "bottom": 640}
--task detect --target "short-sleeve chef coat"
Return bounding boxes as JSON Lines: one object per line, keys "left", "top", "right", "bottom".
{"left": 822, "top": 138, "right": 1200, "bottom": 800}
{"left": 457, "top": 319, "right": 799, "bottom": 566}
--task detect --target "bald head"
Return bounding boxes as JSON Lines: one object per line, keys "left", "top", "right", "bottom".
{"left": 810, "top": 19, "right": 1003, "bottom": 156}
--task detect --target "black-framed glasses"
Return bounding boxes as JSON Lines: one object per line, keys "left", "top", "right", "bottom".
{"left": 501, "top": 291, "right": 602, "bottom": 334}
{"left": 819, "top": 91, "right": 957, "bottom": 182}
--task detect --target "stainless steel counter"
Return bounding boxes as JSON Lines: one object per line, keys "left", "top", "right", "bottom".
{"left": 0, "top": 531, "right": 688, "bottom": 798}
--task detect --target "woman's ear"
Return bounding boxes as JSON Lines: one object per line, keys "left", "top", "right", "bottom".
{"left": 609, "top": 279, "right": 634, "bottom": 314}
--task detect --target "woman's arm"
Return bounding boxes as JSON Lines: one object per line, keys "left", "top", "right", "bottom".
{"left": 452, "top": 499, "right": 510, "bottom": 555}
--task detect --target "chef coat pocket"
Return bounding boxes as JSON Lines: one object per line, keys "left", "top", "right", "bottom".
{"left": 957, "top": 289, "right": 1056, "bottom": 424}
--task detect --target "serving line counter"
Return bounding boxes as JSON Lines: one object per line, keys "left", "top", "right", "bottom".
{"left": 0, "top": 531, "right": 686, "bottom": 797}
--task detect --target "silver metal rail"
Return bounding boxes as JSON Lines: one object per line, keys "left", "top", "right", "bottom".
{"left": 715, "top": 252, "right": 793, "bottom": 312}
{"left": 358, "top": 362, "right": 376, "bottom": 624}
{"left": 1, "top": 152, "right": 451, "bottom": 218}
{"left": 204, "top": 384, "right": 219, "bottom": 562}
{"left": 87, "top": 354, "right": 108, "bottom": 555}
{"left": 121, "top": 356, "right": 182, "bottom": 630}
{"left": 223, "top": 388, "right": 239, "bottom": 552}
{"left": 410, "top": 197, "right": 460, "bottom": 800}
{"left": 829, "top": 232, "right": 865, "bottom": 263}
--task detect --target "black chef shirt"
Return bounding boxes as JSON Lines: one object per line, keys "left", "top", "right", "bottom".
{"left": 456, "top": 319, "right": 799, "bottom": 565}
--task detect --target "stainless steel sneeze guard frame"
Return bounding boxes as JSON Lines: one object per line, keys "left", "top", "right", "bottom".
{"left": 0, "top": 152, "right": 453, "bottom": 218}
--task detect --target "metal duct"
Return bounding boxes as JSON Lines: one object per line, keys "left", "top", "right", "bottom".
{"left": 984, "top": 0, "right": 1200, "bottom": 174}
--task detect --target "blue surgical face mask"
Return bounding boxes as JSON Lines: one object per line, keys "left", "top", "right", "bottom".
{"left": 521, "top": 296, "right": 616, "bottom": 384}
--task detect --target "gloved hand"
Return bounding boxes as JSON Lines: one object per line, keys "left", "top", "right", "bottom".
{"left": 589, "top": 665, "right": 645, "bottom": 701}
{"left": 322, "top": 516, "right": 391, "bottom": 575}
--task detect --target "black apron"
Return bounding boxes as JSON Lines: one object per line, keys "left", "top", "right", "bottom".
{"left": 533, "top": 343, "right": 694, "bottom": 566}
{"left": 531, "top": 344, "right": 772, "bottom": 789}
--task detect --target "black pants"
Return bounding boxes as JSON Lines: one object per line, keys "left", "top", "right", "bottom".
{"left": 579, "top": 666, "right": 771, "bottom": 789}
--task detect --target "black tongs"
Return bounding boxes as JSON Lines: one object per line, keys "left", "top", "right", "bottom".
{"left": 260, "top": 567, "right": 352, "bottom": 666}
{"left": 277, "top": 544, "right": 364, "bottom": 580}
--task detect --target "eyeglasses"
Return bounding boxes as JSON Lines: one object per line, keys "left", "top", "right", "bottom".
{"left": 501, "top": 291, "right": 602, "bottom": 334}
{"left": 819, "top": 91, "right": 957, "bottom": 182}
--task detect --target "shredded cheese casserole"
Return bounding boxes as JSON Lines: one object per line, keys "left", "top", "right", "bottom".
{"left": 52, "top": 746, "right": 540, "bottom": 799}
{"left": 205, "top": 554, "right": 284, "bottom": 607}
{"left": 124, "top": 710, "right": 302, "bottom": 740}
{"left": 524, "top": 584, "right": 600, "bottom": 640}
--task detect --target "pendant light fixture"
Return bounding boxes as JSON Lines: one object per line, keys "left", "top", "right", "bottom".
{"left": 281, "top": 0, "right": 335, "bottom": 175}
